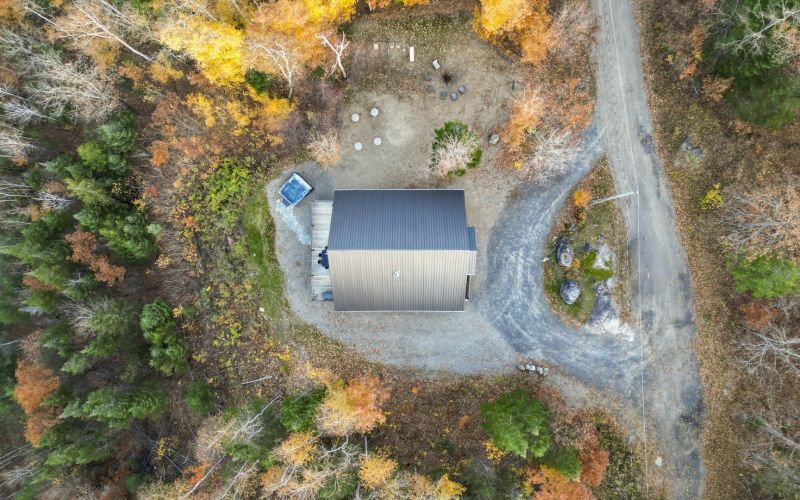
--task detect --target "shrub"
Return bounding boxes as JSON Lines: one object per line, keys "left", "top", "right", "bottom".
{"left": 727, "top": 254, "right": 800, "bottom": 299}
{"left": 700, "top": 183, "right": 724, "bottom": 210}
{"left": 140, "top": 299, "right": 188, "bottom": 376}
{"left": 190, "top": 157, "right": 252, "bottom": 234}
{"left": 281, "top": 386, "right": 326, "bottom": 433}
{"left": 544, "top": 446, "right": 582, "bottom": 481}
{"left": 97, "top": 110, "right": 138, "bottom": 154}
{"left": 480, "top": 389, "right": 551, "bottom": 459}
{"left": 66, "top": 385, "right": 167, "bottom": 429}
{"left": 75, "top": 202, "right": 158, "bottom": 263}
{"left": 245, "top": 69, "right": 279, "bottom": 95}
{"left": 430, "top": 121, "right": 482, "bottom": 177}
{"left": 729, "top": 75, "right": 800, "bottom": 129}
{"left": 185, "top": 381, "right": 214, "bottom": 413}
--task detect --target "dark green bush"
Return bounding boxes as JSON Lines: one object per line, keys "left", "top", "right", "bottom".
{"left": 64, "top": 385, "right": 167, "bottom": 429}
{"left": 185, "top": 381, "right": 214, "bottom": 413}
{"left": 75, "top": 202, "right": 158, "bottom": 263}
{"left": 245, "top": 69, "right": 278, "bottom": 95}
{"left": 727, "top": 254, "right": 800, "bottom": 299}
{"left": 281, "top": 386, "right": 326, "bottom": 432}
{"left": 97, "top": 110, "right": 138, "bottom": 154}
{"left": 729, "top": 75, "right": 800, "bottom": 129}
{"left": 480, "top": 390, "right": 551, "bottom": 459}
{"left": 543, "top": 446, "right": 582, "bottom": 481}
{"left": 140, "top": 299, "right": 188, "bottom": 376}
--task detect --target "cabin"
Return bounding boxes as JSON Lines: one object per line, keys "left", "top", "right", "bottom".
{"left": 312, "top": 189, "right": 476, "bottom": 311}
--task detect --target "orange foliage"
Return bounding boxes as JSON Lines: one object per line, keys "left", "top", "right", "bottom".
{"left": 527, "top": 466, "right": 593, "bottom": 499}
{"left": 149, "top": 140, "right": 170, "bottom": 168}
{"left": 14, "top": 360, "right": 60, "bottom": 447}
{"left": 22, "top": 275, "right": 57, "bottom": 292}
{"left": 65, "top": 229, "right": 126, "bottom": 286}
{"left": 314, "top": 372, "right": 390, "bottom": 436}
{"left": 14, "top": 360, "right": 59, "bottom": 414}
{"left": 579, "top": 446, "right": 609, "bottom": 487}
{"left": 572, "top": 189, "right": 592, "bottom": 209}
{"left": 739, "top": 301, "right": 776, "bottom": 331}
{"left": 275, "top": 432, "right": 316, "bottom": 466}
{"left": 502, "top": 87, "right": 545, "bottom": 155}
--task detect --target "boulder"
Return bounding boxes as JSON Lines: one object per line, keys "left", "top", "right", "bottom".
{"left": 512, "top": 80, "right": 522, "bottom": 91}
{"left": 489, "top": 133, "right": 500, "bottom": 145}
{"left": 560, "top": 280, "right": 581, "bottom": 305}
{"left": 432, "top": 59, "right": 441, "bottom": 70}
{"left": 556, "top": 239, "right": 574, "bottom": 267}
{"left": 439, "top": 91, "right": 448, "bottom": 99}
{"left": 424, "top": 73, "right": 433, "bottom": 81}
{"left": 458, "top": 85, "right": 466, "bottom": 94}
{"left": 450, "top": 92, "right": 458, "bottom": 101}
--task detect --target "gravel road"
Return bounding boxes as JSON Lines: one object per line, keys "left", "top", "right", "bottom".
{"left": 269, "top": 1, "right": 704, "bottom": 496}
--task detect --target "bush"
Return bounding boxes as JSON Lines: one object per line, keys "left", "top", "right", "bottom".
{"left": 245, "top": 69, "right": 278, "bottom": 95}
{"left": 544, "top": 446, "right": 582, "bottom": 481}
{"left": 97, "top": 110, "right": 138, "bottom": 154}
{"left": 185, "top": 381, "right": 214, "bottom": 413}
{"left": 480, "top": 390, "right": 551, "bottom": 459}
{"left": 140, "top": 299, "right": 188, "bottom": 376}
{"left": 727, "top": 254, "right": 800, "bottom": 299}
{"left": 75, "top": 202, "right": 158, "bottom": 263}
{"left": 65, "top": 385, "right": 167, "bottom": 429}
{"left": 189, "top": 157, "right": 252, "bottom": 235}
{"left": 430, "top": 121, "right": 482, "bottom": 177}
{"left": 729, "top": 75, "right": 800, "bottom": 129}
{"left": 281, "top": 386, "right": 326, "bottom": 433}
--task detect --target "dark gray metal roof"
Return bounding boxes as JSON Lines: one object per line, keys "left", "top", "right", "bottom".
{"left": 328, "top": 189, "right": 472, "bottom": 250}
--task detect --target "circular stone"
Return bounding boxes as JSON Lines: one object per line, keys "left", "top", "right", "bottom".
{"left": 354, "top": 142, "right": 363, "bottom": 151}
{"left": 351, "top": 113, "right": 360, "bottom": 123}
{"left": 370, "top": 107, "right": 379, "bottom": 117}
{"left": 373, "top": 137, "right": 382, "bottom": 146}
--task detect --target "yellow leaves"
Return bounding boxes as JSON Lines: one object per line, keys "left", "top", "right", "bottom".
{"left": 186, "top": 93, "right": 216, "bottom": 128}
{"left": 359, "top": 455, "right": 398, "bottom": 490}
{"left": 503, "top": 87, "right": 545, "bottom": 156}
{"left": 304, "top": 0, "right": 356, "bottom": 24}
{"left": 150, "top": 53, "right": 184, "bottom": 84}
{"left": 315, "top": 374, "right": 390, "bottom": 436}
{"left": 434, "top": 474, "right": 466, "bottom": 499}
{"left": 701, "top": 183, "right": 723, "bottom": 211}
{"left": 484, "top": 439, "right": 506, "bottom": 463}
{"left": 572, "top": 189, "right": 592, "bottom": 209}
{"left": 473, "top": 0, "right": 551, "bottom": 64}
{"left": 275, "top": 432, "right": 317, "bottom": 466}
{"left": 160, "top": 18, "right": 245, "bottom": 86}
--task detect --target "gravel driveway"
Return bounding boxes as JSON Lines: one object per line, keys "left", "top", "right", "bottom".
{"left": 268, "top": 2, "right": 703, "bottom": 496}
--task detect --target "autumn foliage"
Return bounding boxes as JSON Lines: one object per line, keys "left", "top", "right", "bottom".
{"left": 739, "top": 300, "right": 776, "bottom": 331}
{"left": 473, "top": 0, "right": 552, "bottom": 65}
{"left": 572, "top": 189, "right": 592, "bottom": 209}
{"left": 14, "top": 360, "right": 60, "bottom": 446}
{"left": 311, "top": 370, "right": 390, "bottom": 436}
{"left": 579, "top": 446, "right": 609, "bottom": 487}
{"left": 527, "top": 466, "right": 593, "bottom": 499}
{"left": 358, "top": 455, "right": 397, "bottom": 489}
{"left": 66, "top": 229, "right": 126, "bottom": 286}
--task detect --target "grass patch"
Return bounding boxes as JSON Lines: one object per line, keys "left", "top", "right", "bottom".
{"left": 542, "top": 155, "right": 628, "bottom": 325}
{"left": 243, "top": 188, "right": 286, "bottom": 318}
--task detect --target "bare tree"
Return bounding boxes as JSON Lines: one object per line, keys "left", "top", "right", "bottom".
{"left": 0, "top": 125, "right": 36, "bottom": 160}
{"left": 317, "top": 32, "right": 349, "bottom": 79}
{"left": 522, "top": 127, "right": 581, "bottom": 184}
{"left": 432, "top": 133, "right": 480, "bottom": 178}
{"left": 23, "top": 0, "right": 153, "bottom": 61}
{"left": 308, "top": 130, "right": 340, "bottom": 166}
{"left": 717, "top": 0, "right": 800, "bottom": 58}
{"left": 248, "top": 42, "right": 299, "bottom": 98}
{"left": 0, "top": 29, "right": 118, "bottom": 122}
{"left": 741, "top": 324, "right": 800, "bottom": 380}
{"left": 719, "top": 183, "right": 800, "bottom": 259}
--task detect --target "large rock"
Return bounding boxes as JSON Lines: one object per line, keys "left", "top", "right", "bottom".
{"left": 560, "top": 280, "right": 581, "bottom": 305}
{"left": 556, "top": 239, "right": 574, "bottom": 267}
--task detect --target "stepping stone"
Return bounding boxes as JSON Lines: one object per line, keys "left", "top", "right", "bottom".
{"left": 424, "top": 73, "right": 433, "bottom": 81}
{"left": 351, "top": 113, "right": 360, "bottom": 123}
{"left": 426, "top": 84, "right": 436, "bottom": 93}
{"left": 439, "top": 91, "right": 448, "bottom": 99}
{"left": 370, "top": 107, "right": 379, "bottom": 117}
{"left": 354, "top": 142, "right": 363, "bottom": 151}
{"left": 489, "top": 133, "right": 500, "bottom": 145}
{"left": 450, "top": 92, "right": 458, "bottom": 101}
{"left": 373, "top": 137, "right": 382, "bottom": 146}
{"left": 512, "top": 80, "right": 521, "bottom": 91}
{"left": 458, "top": 85, "right": 466, "bottom": 94}
{"left": 432, "top": 59, "right": 441, "bottom": 70}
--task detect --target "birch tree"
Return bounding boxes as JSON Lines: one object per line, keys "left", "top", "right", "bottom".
{"left": 317, "top": 32, "right": 349, "bottom": 78}
{"left": 24, "top": 0, "right": 153, "bottom": 61}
